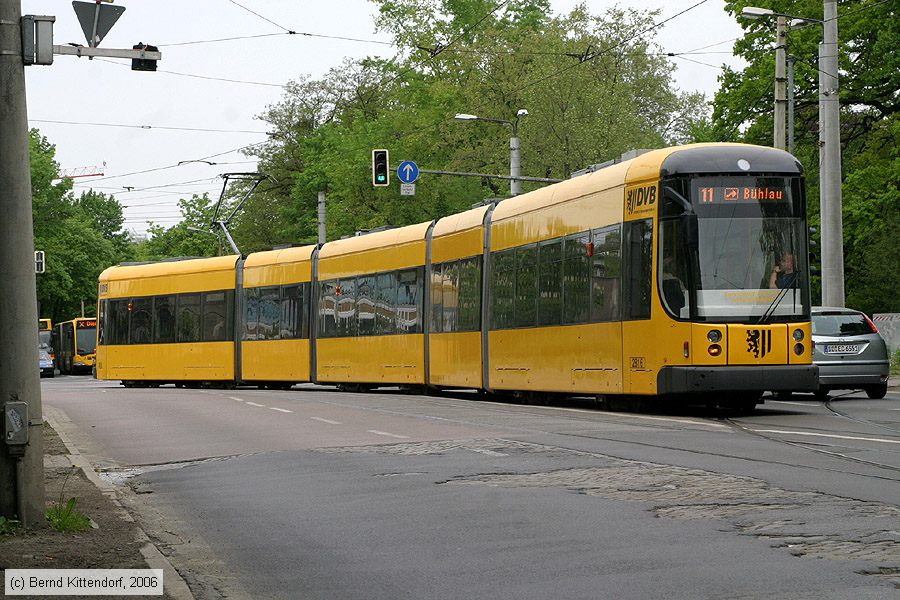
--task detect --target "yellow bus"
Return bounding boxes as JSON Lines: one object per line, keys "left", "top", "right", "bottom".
{"left": 39, "top": 318, "right": 52, "bottom": 348}
{"left": 95, "top": 143, "right": 816, "bottom": 410}
{"left": 55, "top": 318, "right": 97, "bottom": 375}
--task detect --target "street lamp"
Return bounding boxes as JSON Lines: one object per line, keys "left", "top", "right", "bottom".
{"left": 742, "top": 3, "right": 844, "bottom": 308}
{"left": 454, "top": 109, "right": 528, "bottom": 196}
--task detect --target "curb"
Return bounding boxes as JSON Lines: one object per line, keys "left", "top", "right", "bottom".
{"left": 43, "top": 408, "right": 195, "bottom": 600}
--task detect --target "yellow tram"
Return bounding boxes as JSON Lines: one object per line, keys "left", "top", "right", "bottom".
{"left": 95, "top": 143, "right": 817, "bottom": 408}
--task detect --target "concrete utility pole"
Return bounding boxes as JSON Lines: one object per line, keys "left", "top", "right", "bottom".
{"left": 0, "top": 0, "right": 46, "bottom": 526}
{"left": 454, "top": 109, "right": 528, "bottom": 196}
{"left": 774, "top": 16, "right": 787, "bottom": 150}
{"left": 787, "top": 54, "right": 796, "bottom": 156}
{"left": 509, "top": 127, "right": 522, "bottom": 196}
{"left": 819, "top": 0, "right": 845, "bottom": 307}
{"left": 318, "top": 191, "right": 326, "bottom": 244}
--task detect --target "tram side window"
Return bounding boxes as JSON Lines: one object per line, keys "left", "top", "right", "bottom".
{"left": 203, "top": 290, "right": 232, "bottom": 342}
{"left": 154, "top": 295, "right": 176, "bottom": 343}
{"left": 177, "top": 293, "right": 202, "bottom": 342}
{"left": 515, "top": 244, "right": 538, "bottom": 328}
{"left": 130, "top": 297, "right": 153, "bottom": 344}
{"left": 563, "top": 234, "right": 591, "bottom": 324}
{"left": 300, "top": 283, "right": 310, "bottom": 339}
{"left": 258, "top": 286, "right": 280, "bottom": 340}
{"left": 375, "top": 272, "right": 397, "bottom": 335}
{"left": 318, "top": 281, "right": 338, "bottom": 338}
{"left": 458, "top": 257, "right": 482, "bottom": 332}
{"left": 243, "top": 288, "right": 259, "bottom": 340}
{"left": 280, "top": 284, "right": 304, "bottom": 339}
{"left": 356, "top": 276, "right": 376, "bottom": 337}
{"left": 491, "top": 249, "right": 516, "bottom": 329}
{"left": 441, "top": 261, "right": 459, "bottom": 332}
{"left": 624, "top": 219, "right": 653, "bottom": 320}
{"left": 431, "top": 258, "right": 481, "bottom": 334}
{"left": 98, "top": 300, "right": 107, "bottom": 345}
{"left": 109, "top": 299, "right": 129, "bottom": 345}
{"left": 430, "top": 264, "right": 444, "bottom": 334}
{"left": 397, "top": 269, "right": 421, "bottom": 334}
{"left": 336, "top": 279, "right": 356, "bottom": 337}
{"left": 591, "top": 225, "right": 622, "bottom": 322}
{"left": 538, "top": 239, "right": 563, "bottom": 326}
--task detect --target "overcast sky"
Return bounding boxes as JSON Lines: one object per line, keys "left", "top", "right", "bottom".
{"left": 22, "top": 0, "right": 747, "bottom": 237}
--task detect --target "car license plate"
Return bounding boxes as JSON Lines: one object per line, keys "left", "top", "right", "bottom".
{"left": 823, "top": 344, "right": 860, "bottom": 354}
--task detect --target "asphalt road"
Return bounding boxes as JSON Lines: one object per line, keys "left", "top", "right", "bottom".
{"left": 43, "top": 377, "right": 900, "bottom": 599}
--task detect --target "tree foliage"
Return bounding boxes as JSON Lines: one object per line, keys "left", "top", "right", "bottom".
{"left": 30, "top": 130, "right": 131, "bottom": 322}
{"left": 213, "top": 2, "right": 707, "bottom": 248}
{"left": 710, "top": 0, "right": 899, "bottom": 313}
{"left": 134, "top": 194, "right": 224, "bottom": 261}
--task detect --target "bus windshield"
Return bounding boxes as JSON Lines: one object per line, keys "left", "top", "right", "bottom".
{"left": 660, "top": 176, "right": 810, "bottom": 322}
{"left": 76, "top": 327, "right": 97, "bottom": 355}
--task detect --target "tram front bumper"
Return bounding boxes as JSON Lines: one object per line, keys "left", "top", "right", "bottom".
{"left": 658, "top": 365, "right": 819, "bottom": 394}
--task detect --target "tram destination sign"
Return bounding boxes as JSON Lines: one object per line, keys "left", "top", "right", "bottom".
{"left": 697, "top": 183, "right": 787, "bottom": 204}
{"left": 77, "top": 319, "right": 97, "bottom": 328}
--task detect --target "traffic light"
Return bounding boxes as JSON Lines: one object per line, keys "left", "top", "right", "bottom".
{"left": 131, "top": 42, "right": 158, "bottom": 71}
{"left": 34, "top": 250, "right": 45, "bottom": 274}
{"left": 372, "top": 149, "right": 389, "bottom": 187}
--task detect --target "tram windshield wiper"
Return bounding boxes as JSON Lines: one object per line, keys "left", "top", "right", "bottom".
{"left": 756, "top": 270, "right": 800, "bottom": 324}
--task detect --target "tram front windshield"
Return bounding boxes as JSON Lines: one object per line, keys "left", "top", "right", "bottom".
{"left": 660, "top": 176, "right": 809, "bottom": 322}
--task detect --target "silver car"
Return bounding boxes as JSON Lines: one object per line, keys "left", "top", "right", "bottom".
{"left": 812, "top": 306, "right": 889, "bottom": 399}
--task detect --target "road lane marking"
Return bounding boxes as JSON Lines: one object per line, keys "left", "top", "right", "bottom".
{"left": 752, "top": 429, "right": 900, "bottom": 445}
{"left": 269, "top": 407, "right": 292, "bottom": 413}
{"left": 367, "top": 430, "right": 409, "bottom": 439}
{"left": 245, "top": 402, "right": 266, "bottom": 408}
{"left": 228, "top": 397, "right": 244, "bottom": 402}
{"left": 310, "top": 417, "right": 341, "bottom": 425}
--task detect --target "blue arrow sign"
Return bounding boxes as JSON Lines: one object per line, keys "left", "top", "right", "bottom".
{"left": 397, "top": 160, "right": 419, "bottom": 184}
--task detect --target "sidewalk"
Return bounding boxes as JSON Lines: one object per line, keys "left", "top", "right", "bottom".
{"left": 0, "top": 422, "right": 192, "bottom": 600}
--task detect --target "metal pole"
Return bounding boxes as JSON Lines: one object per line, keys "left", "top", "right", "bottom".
{"left": 509, "top": 135, "right": 521, "bottom": 196}
{"left": 819, "top": 0, "right": 844, "bottom": 307}
{"left": 317, "top": 191, "right": 326, "bottom": 244}
{"left": 774, "top": 16, "right": 787, "bottom": 150}
{"left": 0, "top": 0, "right": 46, "bottom": 525}
{"left": 787, "top": 54, "right": 795, "bottom": 155}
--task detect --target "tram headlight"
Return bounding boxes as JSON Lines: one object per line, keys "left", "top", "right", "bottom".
{"left": 707, "top": 344, "right": 722, "bottom": 356}
{"left": 792, "top": 329, "right": 805, "bottom": 342}
{"left": 793, "top": 343, "right": 805, "bottom": 356}
{"left": 707, "top": 329, "right": 723, "bottom": 343}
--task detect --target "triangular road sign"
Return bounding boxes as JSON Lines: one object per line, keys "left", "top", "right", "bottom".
{"left": 72, "top": 1, "right": 125, "bottom": 47}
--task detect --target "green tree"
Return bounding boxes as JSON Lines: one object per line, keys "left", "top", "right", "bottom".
{"left": 712, "top": 1, "right": 899, "bottom": 312}
{"left": 238, "top": 2, "right": 707, "bottom": 242}
{"left": 133, "top": 194, "right": 224, "bottom": 260}
{"left": 30, "top": 130, "right": 129, "bottom": 322}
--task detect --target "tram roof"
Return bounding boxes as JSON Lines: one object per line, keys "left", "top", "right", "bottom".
{"left": 318, "top": 220, "right": 433, "bottom": 259}
{"left": 99, "top": 255, "right": 240, "bottom": 282}
{"left": 244, "top": 245, "right": 316, "bottom": 269}
{"left": 432, "top": 205, "right": 491, "bottom": 238}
